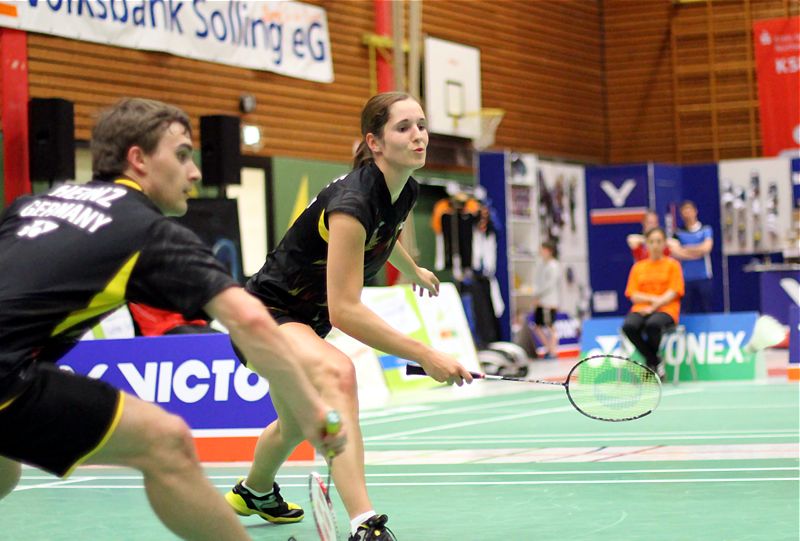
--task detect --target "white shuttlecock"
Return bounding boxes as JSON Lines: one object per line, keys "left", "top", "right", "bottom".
{"left": 609, "top": 356, "right": 627, "bottom": 368}
{"left": 743, "top": 315, "right": 786, "bottom": 353}
{"left": 586, "top": 355, "right": 605, "bottom": 368}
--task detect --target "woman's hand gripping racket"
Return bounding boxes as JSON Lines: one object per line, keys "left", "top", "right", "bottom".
{"left": 309, "top": 410, "right": 342, "bottom": 541}
{"left": 407, "top": 354, "right": 662, "bottom": 422}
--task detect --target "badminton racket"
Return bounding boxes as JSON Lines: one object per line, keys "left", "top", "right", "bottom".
{"left": 406, "top": 354, "right": 661, "bottom": 422}
{"left": 309, "top": 410, "right": 342, "bottom": 541}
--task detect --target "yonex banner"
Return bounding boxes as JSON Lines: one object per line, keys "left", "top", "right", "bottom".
{"left": 580, "top": 312, "right": 762, "bottom": 381}
{"left": 753, "top": 17, "right": 800, "bottom": 156}
{"left": 0, "top": 0, "right": 334, "bottom": 83}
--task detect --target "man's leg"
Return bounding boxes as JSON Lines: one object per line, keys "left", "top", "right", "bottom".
{"left": 88, "top": 394, "right": 250, "bottom": 541}
{"left": 0, "top": 455, "right": 21, "bottom": 499}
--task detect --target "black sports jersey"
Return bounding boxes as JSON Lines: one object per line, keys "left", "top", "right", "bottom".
{"left": 247, "top": 162, "right": 419, "bottom": 336}
{"left": 0, "top": 179, "right": 237, "bottom": 400}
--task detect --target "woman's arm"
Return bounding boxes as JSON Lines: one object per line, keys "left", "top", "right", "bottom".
{"left": 388, "top": 237, "right": 440, "bottom": 297}
{"left": 204, "top": 287, "right": 345, "bottom": 455}
{"left": 650, "top": 289, "right": 678, "bottom": 311}
{"left": 327, "top": 213, "right": 472, "bottom": 385}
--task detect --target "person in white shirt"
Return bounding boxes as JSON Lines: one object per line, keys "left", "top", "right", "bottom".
{"left": 530, "top": 241, "right": 561, "bottom": 359}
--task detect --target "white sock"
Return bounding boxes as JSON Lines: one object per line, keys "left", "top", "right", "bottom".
{"left": 350, "top": 511, "right": 376, "bottom": 535}
{"left": 242, "top": 480, "right": 273, "bottom": 498}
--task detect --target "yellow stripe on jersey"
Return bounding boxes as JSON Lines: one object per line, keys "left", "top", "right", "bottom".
{"left": 113, "top": 178, "right": 143, "bottom": 191}
{"left": 62, "top": 392, "right": 126, "bottom": 478}
{"left": 50, "top": 253, "right": 141, "bottom": 337}
{"left": 0, "top": 394, "right": 18, "bottom": 412}
{"left": 317, "top": 209, "right": 329, "bottom": 243}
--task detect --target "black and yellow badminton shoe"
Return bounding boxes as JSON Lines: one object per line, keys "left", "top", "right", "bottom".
{"left": 348, "top": 514, "right": 397, "bottom": 541}
{"left": 225, "top": 479, "right": 304, "bottom": 523}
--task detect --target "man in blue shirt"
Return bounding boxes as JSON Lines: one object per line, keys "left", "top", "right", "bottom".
{"left": 669, "top": 200, "right": 714, "bottom": 313}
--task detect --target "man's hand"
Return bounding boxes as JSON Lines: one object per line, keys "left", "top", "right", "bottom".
{"left": 304, "top": 408, "right": 347, "bottom": 458}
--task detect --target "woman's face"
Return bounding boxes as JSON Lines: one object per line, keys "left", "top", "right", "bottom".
{"left": 646, "top": 231, "right": 666, "bottom": 258}
{"left": 370, "top": 98, "right": 429, "bottom": 172}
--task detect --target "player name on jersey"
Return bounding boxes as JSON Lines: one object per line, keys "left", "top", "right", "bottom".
{"left": 17, "top": 184, "right": 128, "bottom": 234}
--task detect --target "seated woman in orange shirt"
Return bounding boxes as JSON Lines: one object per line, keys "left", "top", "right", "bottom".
{"left": 622, "top": 227, "right": 684, "bottom": 378}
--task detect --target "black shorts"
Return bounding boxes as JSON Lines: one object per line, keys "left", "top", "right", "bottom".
{"left": 266, "top": 306, "right": 332, "bottom": 339}
{"left": 0, "top": 363, "right": 123, "bottom": 478}
{"left": 534, "top": 307, "right": 557, "bottom": 327}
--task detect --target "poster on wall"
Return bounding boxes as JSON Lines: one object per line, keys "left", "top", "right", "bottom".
{"left": 537, "top": 160, "right": 590, "bottom": 320}
{"left": 718, "top": 158, "right": 793, "bottom": 255}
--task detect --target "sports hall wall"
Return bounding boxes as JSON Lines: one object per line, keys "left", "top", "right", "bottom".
{"left": 19, "top": 1, "right": 606, "bottom": 164}
{"left": 604, "top": 0, "right": 798, "bottom": 164}
{"left": 7, "top": 0, "right": 796, "bottom": 169}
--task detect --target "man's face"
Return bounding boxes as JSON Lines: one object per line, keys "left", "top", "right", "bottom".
{"left": 680, "top": 203, "right": 697, "bottom": 225}
{"left": 144, "top": 122, "right": 200, "bottom": 216}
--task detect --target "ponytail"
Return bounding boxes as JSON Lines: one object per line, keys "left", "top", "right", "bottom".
{"left": 352, "top": 140, "right": 373, "bottom": 169}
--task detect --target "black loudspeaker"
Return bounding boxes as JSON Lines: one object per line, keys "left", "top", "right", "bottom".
{"left": 29, "top": 98, "right": 75, "bottom": 182}
{"left": 200, "top": 115, "right": 241, "bottom": 186}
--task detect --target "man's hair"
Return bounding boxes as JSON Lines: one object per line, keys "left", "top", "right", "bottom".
{"left": 91, "top": 98, "right": 191, "bottom": 180}
{"left": 679, "top": 200, "right": 696, "bottom": 211}
{"left": 645, "top": 226, "right": 666, "bottom": 240}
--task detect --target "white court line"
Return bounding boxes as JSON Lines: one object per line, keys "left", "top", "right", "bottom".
{"left": 361, "top": 386, "right": 705, "bottom": 428}
{"left": 359, "top": 394, "right": 565, "bottom": 427}
{"left": 365, "top": 388, "right": 704, "bottom": 441}
{"left": 20, "top": 466, "right": 799, "bottom": 482}
{"left": 365, "top": 433, "right": 800, "bottom": 445}
{"left": 13, "top": 477, "right": 799, "bottom": 490}
{"left": 387, "top": 428, "right": 798, "bottom": 439}
{"left": 13, "top": 476, "right": 98, "bottom": 492}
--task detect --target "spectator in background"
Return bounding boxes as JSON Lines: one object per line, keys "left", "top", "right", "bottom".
{"left": 530, "top": 241, "right": 561, "bottom": 360}
{"left": 623, "top": 227, "right": 684, "bottom": 379}
{"left": 669, "top": 200, "right": 714, "bottom": 313}
{"left": 627, "top": 210, "right": 671, "bottom": 262}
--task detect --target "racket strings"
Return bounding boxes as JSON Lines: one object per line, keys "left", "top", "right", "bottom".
{"left": 567, "top": 355, "right": 661, "bottom": 421}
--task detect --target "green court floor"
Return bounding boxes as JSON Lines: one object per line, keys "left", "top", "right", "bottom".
{"left": 4, "top": 381, "right": 798, "bottom": 541}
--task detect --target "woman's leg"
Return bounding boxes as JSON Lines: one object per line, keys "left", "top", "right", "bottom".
{"left": 643, "top": 312, "right": 675, "bottom": 366}
{"left": 622, "top": 312, "right": 658, "bottom": 366}
{"left": 245, "top": 323, "right": 372, "bottom": 519}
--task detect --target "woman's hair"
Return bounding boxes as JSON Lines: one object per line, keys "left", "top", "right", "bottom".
{"left": 352, "top": 91, "right": 416, "bottom": 169}
{"left": 541, "top": 240, "right": 558, "bottom": 258}
{"left": 91, "top": 98, "right": 192, "bottom": 180}
{"left": 645, "top": 226, "right": 666, "bottom": 240}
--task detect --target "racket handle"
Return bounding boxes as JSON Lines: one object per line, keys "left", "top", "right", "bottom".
{"left": 324, "top": 410, "right": 342, "bottom": 436}
{"left": 323, "top": 410, "right": 342, "bottom": 462}
{"left": 405, "top": 363, "right": 484, "bottom": 379}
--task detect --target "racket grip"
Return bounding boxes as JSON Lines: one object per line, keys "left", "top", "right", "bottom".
{"left": 324, "top": 410, "right": 342, "bottom": 436}
{"left": 405, "top": 364, "right": 483, "bottom": 379}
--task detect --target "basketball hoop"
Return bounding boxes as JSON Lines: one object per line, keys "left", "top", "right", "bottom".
{"left": 465, "top": 108, "right": 505, "bottom": 151}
